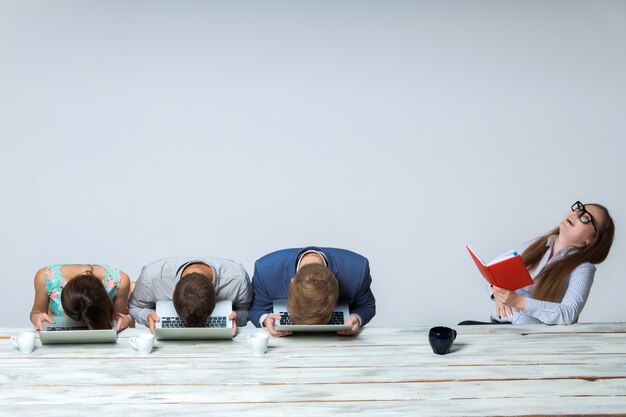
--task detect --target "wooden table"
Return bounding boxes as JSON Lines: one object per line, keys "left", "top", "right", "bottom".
{"left": 1, "top": 323, "right": 626, "bottom": 416}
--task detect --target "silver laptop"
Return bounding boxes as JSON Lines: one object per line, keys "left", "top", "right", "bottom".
{"left": 40, "top": 316, "right": 117, "bottom": 344}
{"left": 273, "top": 299, "right": 352, "bottom": 331}
{"left": 155, "top": 300, "right": 233, "bottom": 340}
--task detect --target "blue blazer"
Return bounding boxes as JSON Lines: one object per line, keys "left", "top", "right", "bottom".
{"left": 249, "top": 246, "right": 376, "bottom": 327}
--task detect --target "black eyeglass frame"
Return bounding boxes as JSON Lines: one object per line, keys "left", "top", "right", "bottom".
{"left": 571, "top": 201, "right": 597, "bottom": 234}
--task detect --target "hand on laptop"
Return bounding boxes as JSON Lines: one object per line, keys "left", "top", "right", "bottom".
{"left": 264, "top": 313, "right": 292, "bottom": 337}
{"left": 31, "top": 312, "right": 54, "bottom": 331}
{"left": 147, "top": 312, "right": 160, "bottom": 335}
{"left": 337, "top": 314, "right": 360, "bottom": 336}
{"left": 229, "top": 311, "right": 238, "bottom": 336}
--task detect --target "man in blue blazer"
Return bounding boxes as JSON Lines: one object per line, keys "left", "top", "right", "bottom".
{"left": 249, "top": 246, "right": 376, "bottom": 337}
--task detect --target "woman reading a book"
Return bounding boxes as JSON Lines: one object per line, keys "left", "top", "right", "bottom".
{"left": 478, "top": 201, "right": 614, "bottom": 325}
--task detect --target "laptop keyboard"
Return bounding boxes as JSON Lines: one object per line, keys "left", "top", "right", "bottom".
{"left": 45, "top": 326, "right": 89, "bottom": 331}
{"left": 279, "top": 311, "right": 345, "bottom": 325}
{"left": 161, "top": 316, "right": 228, "bottom": 328}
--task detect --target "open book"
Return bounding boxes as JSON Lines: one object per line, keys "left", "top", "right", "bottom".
{"left": 466, "top": 245, "right": 533, "bottom": 291}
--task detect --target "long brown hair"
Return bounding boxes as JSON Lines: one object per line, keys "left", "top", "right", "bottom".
{"left": 522, "top": 203, "right": 615, "bottom": 302}
{"left": 61, "top": 274, "right": 114, "bottom": 329}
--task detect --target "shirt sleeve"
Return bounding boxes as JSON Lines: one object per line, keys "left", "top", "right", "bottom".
{"left": 249, "top": 261, "right": 274, "bottom": 328}
{"left": 521, "top": 263, "right": 596, "bottom": 325}
{"left": 348, "top": 259, "right": 376, "bottom": 327}
{"left": 231, "top": 267, "right": 253, "bottom": 327}
{"left": 128, "top": 267, "right": 157, "bottom": 326}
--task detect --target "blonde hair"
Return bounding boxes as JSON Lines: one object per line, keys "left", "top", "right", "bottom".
{"left": 287, "top": 263, "right": 339, "bottom": 324}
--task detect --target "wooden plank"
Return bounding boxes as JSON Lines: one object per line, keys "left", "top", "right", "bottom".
{"left": 2, "top": 398, "right": 626, "bottom": 417}
{"left": 0, "top": 399, "right": 625, "bottom": 417}
{"left": 1, "top": 378, "right": 626, "bottom": 404}
{"left": 4, "top": 338, "right": 625, "bottom": 366}
{"left": 4, "top": 329, "right": 626, "bottom": 355}
{"left": 2, "top": 359, "right": 626, "bottom": 385}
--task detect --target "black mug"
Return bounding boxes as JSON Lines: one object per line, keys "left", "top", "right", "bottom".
{"left": 428, "top": 326, "right": 457, "bottom": 355}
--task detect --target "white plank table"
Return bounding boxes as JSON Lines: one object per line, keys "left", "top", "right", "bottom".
{"left": 1, "top": 323, "right": 626, "bottom": 416}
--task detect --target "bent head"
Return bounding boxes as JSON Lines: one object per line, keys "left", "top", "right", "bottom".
{"left": 287, "top": 263, "right": 339, "bottom": 325}
{"left": 61, "top": 274, "right": 114, "bottom": 330}
{"left": 559, "top": 201, "right": 614, "bottom": 264}
{"left": 173, "top": 272, "right": 215, "bottom": 327}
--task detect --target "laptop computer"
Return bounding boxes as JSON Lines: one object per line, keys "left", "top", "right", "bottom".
{"left": 40, "top": 316, "right": 118, "bottom": 344}
{"left": 154, "top": 300, "right": 233, "bottom": 340}
{"left": 273, "top": 299, "right": 352, "bottom": 331}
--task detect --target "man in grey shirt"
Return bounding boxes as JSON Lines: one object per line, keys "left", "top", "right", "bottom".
{"left": 129, "top": 257, "right": 252, "bottom": 334}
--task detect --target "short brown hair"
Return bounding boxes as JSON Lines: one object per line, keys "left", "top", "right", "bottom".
{"left": 173, "top": 272, "right": 216, "bottom": 327}
{"left": 287, "top": 263, "right": 339, "bottom": 324}
{"left": 61, "top": 274, "right": 114, "bottom": 330}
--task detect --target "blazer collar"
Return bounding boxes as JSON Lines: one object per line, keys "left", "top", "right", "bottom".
{"left": 295, "top": 246, "right": 339, "bottom": 276}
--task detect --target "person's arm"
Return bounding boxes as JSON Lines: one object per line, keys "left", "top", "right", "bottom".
{"left": 128, "top": 268, "right": 157, "bottom": 327}
{"left": 113, "top": 272, "right": 132, "bottom": 332}
{"left": 230, "top": 268, "right": 253, "bottom": 328}
{"left": 523, "top": 264, "right": 595, "bottom": 325}
{"left": 30, "top": 268, "right": 53, "bottom": 331}
{"left": 249, "top": 262, "right": 291, "bottom": 337}
{"left": 346, "top": 259, "right": 376, "bottom": 328}
{"left": 248, "top": 262, "right": 273, "bottom": 328}
{"left": 494, "top": 264, "right": 595, "bottom": 325}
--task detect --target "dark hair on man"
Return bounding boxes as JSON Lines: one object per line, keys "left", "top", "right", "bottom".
{"left": 61, "top": 274, "right": 114, "bottom": 330}
{"left": 287, "top": 263, "right": 339, "bottom": 325}
{"left": 173, "top": 272, "right": 216, "bottom": 327}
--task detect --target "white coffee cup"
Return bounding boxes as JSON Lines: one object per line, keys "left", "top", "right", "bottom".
{"left": 11, "top": 332, "right": 36, "bottom": 354}
{"left": 247, "top": 333, "right": 269, "bottom": 355}
{"left": 129, "top": 334, "right": 155, "bottom": 355}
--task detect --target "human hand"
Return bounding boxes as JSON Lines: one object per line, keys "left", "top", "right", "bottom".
{"left": 337, "top": 314, "right": 361, "bottom": 336}
{"left": 32, "top": 312, "right": 54, "bottom": 331}
{"left": 116, "top": 313, "right": 132, "bottom": 332}
{"left": 492, "top": 286, "right": 526, "bottom": 310}
{"left": 263, "top": 313, "right": 292, "bottom": 337}
{"left": 229, "top": 311, "right": 238, "bottom": 336}
{"left": 495, "top": 300, "right": 514, "bottom": 320}
{"left": 147, "top": 312, "right": 160, "bottom": 335}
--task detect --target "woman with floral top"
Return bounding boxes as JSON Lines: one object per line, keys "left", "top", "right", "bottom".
{"left": 30, "top": 264, "right": 132, "bottom": 331}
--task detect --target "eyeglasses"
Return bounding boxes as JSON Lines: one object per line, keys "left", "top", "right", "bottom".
{"left": 571, "top": 201, "right": 597, "bottom": 233}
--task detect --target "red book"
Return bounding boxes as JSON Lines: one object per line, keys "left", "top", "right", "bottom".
{"left": 466, "top": 245, "right": 533, "bottom": 291}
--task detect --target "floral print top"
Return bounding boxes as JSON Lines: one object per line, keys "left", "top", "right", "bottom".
{"left": 44, "top": 264, "right": 121, "bottom": 316}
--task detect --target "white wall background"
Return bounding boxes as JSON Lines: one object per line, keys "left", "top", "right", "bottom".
{"left": 1, "top": 0, "right": 624, "bottom": 327}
